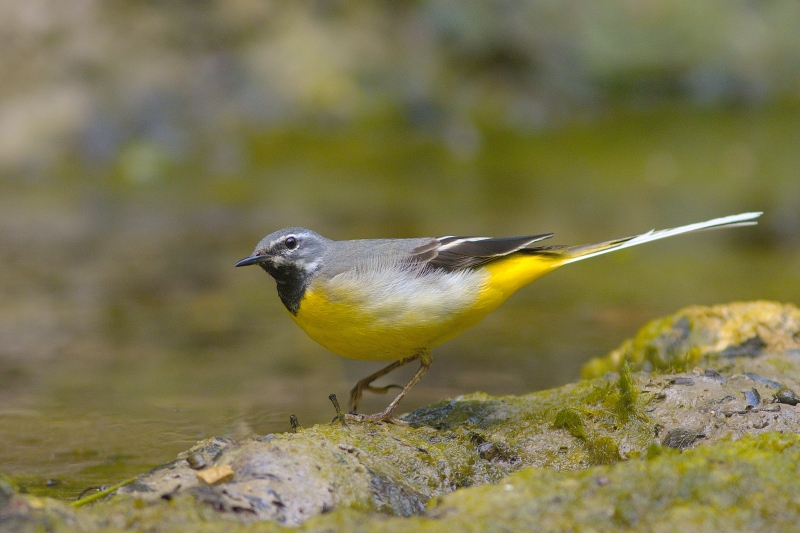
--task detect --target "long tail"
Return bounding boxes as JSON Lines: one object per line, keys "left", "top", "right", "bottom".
{"left": 557, "top": 212, "right": 762, "bottom": 265}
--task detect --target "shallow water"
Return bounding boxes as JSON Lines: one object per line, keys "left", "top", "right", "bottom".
{"left": 1, "top": 105, "right": 799, "bottom": 499}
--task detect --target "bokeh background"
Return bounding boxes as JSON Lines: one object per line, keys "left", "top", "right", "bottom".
{"left": 2, "top": 0, "right": 799, "bottom": 498}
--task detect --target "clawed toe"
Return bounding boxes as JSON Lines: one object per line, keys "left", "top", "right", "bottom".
{"left": 365, "top": 383, "right": 402, "bottom": 395}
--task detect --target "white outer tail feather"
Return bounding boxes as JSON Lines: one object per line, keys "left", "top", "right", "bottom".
{"left": 560, "top": 212, "right": 762, "bottom": 265}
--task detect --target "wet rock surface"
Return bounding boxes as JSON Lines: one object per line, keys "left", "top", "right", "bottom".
{"left": 583, "top": 300, "right": 800, "bottom": 377}
{"left": 3, "top": 301, "right": 800, "bottom": 532}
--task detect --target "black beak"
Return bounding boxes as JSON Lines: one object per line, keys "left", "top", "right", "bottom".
{"left": 235, "top": 254, "right": 263, "bottom": 267}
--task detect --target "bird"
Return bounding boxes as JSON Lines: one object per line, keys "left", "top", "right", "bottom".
{"left": 235, "top": 212, "right": 761, "bottom": 423}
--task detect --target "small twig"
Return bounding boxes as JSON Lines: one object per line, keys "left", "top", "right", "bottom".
{"left": 76, "top": 485, "right": 109, "bottom": 501}
{"left": 329, "top": 394, "right": 348, "bottom": 427}
{"left": 289, "top": 414, "right": 301, "bottom": 433}
{"left": 71, "top": 476, "right": 137, "bottom": 508}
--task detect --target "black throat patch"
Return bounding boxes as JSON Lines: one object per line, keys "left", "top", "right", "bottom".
{"left": 260, "top": 261, "right": 309, "bottom": 315}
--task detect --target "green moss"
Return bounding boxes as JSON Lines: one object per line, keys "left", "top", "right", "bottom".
{"left": 580, "top": 356, "right": 613, "bottom": 381}
{"left": 415, "top": 432, "right": 800, "bottom": 533}
{"left": 586, "top": 435, "right": 620, "bottom": 465}
{"left": 51, "top": 430, "right": 800, "bottom": 532}
{"left": 6, "top": 400, "right": 800, "bottom": 532}
{"left": 583, "top": 301, "right": 800, "bottom": 378}
{"left": 552, "top": 408, "right": 588, "bottom": 439}
{"left": 549, "top": 366, "right": 651, "bottom": 468}
{"left": 615, "top": 361, "right": 638, "bottom": 422}
{"left": 645, "top": 442, "right": 672, "bottom": 460}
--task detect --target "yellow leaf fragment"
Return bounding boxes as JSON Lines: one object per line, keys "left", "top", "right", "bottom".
{"left": 196, "top": 465, "right": 235, "bottom": 485}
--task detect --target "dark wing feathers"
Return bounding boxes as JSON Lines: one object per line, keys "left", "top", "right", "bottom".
{"left": 412, "top": 233, "right": 554, "bottom": 271}
{"left": 407, "top": 239, "right": 441, "bottom": 262}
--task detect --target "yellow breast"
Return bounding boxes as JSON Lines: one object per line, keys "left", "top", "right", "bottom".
{"left": 289, "top": 253, "right": 561, "bottom": 361}
{"left": 290, "top": 287, "right": 450, "bottom": 361}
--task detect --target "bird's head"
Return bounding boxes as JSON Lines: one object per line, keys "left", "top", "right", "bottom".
{"left": 235, "top": 227, "right": 329, "bottom": 280}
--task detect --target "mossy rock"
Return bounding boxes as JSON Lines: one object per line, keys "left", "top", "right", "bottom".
{"left": 3, "top": 301, "right": 800, "bottom": 532}
{"left": 582, "top": 300, "right": 800, "bottom": 377}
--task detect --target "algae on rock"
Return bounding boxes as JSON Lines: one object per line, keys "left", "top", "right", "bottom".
{"left": 3, "top": 301, "right": 800, "bottom": 532}
{"left": 582, "top": 300, "right": 800, "bottom": 377}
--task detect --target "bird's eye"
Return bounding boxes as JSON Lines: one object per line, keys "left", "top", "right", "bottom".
{"left": 284, "top": 236, "right": 298, "bottom": 250}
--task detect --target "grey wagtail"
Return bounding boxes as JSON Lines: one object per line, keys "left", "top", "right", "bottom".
{"left": 236, "top": 212, "right": 761, "bottom": 423}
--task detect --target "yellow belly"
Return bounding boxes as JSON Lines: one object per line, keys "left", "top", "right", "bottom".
{"left": 289, "top": 254, "right": 560, "bottom": 361}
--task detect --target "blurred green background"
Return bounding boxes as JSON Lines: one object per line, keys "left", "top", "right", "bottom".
{"left": 1, "top": 0, "right": 799, "bottom": 499}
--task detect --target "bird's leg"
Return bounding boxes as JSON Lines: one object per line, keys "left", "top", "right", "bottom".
{"left": 348, "top": 356, "right": 415, "bottom": 414}
{"left": 346, "top": 349, "right": 432, "bottom": 424}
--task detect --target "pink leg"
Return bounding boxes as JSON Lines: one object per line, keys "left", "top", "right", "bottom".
{"left": 346, "top": 350, "right": 432, "bottom": 424}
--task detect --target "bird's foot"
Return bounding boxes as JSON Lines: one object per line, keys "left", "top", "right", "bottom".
{"left": 349, "top": 383, "right": 402, "bottom": 414}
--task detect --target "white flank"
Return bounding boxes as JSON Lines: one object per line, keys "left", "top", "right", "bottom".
{"left": 328, "top": 252, "right": 487, "bottom": 321}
